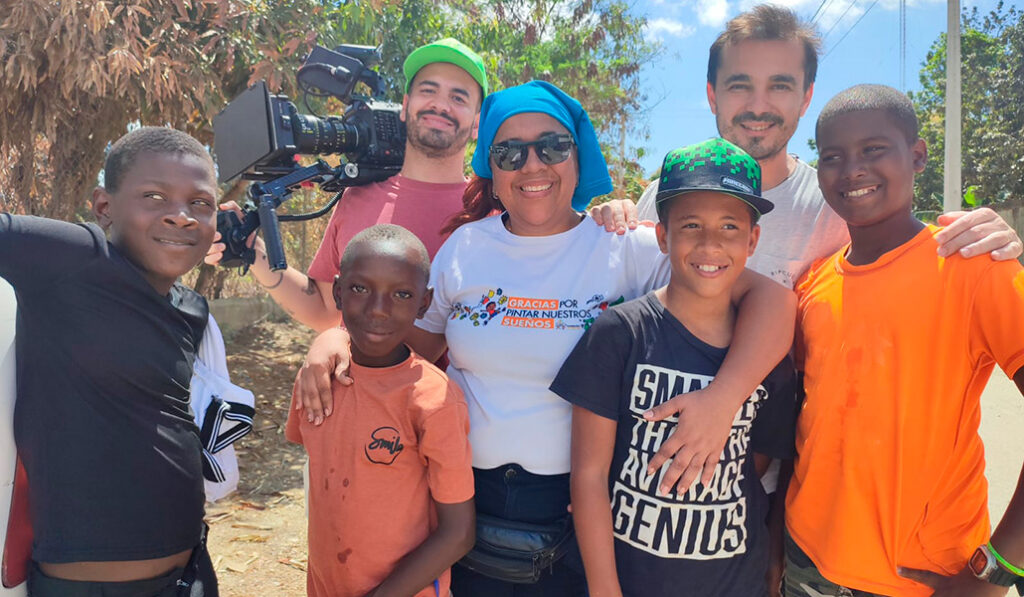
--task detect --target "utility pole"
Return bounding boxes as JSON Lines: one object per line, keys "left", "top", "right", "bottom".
{"left": 943, "top": 0, "right": 962, "bottom": 212}
{"left": 900, "top": 0, "right": 906, "bottom": 90}
{"left": 619, "top": 114, "right": 627, "bottom": 199}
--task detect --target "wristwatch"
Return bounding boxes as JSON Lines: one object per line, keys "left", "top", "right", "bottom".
{"left": 968, "top": 543, "right": 1024, "bottom": 587}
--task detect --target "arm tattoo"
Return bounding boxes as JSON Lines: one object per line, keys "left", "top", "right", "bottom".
{"left": 303, "top": 276, "right": 318, "bottom": 296}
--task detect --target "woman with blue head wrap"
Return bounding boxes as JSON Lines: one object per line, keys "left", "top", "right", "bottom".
{"left": 442, "top": 80, "right": 613, "bottom": 236}
{"left": 428, "top": 81, "right": 666, "bottom": 595}
{"left": 293, "top": 81, "right": 798, "bottom": 596}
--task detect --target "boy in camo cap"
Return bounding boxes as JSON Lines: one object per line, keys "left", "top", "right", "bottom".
{"left": 551, "top": 138, "right": 798, "bottom": 596}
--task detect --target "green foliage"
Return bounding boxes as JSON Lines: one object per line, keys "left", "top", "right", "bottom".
{"left": 1, "top": 0, "right": 656, "bottom": 218}
{"left": 0, "top": 0, "right": 332, "bottom": 218}
{"left": 342, "top": 0, "right": 659, "bottom": 204}
{"left": 217, "top": 0, "right": 658, "bottom": 206}
{"left": 963, "top": 184, "right": 980, "bottom": 207}
{"left": 910, "top": 2, "right": 1024, "bottom": 211}
{"left": 805, "top": 138, "right": 818, "bottom": 169}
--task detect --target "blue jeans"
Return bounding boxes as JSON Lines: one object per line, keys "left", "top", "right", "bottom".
{"left": 452, "top": 464, "right": 588, "bottom": 597}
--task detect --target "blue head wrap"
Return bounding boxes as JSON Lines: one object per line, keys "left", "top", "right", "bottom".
{"left": 471, "top": 80, "right": 613, "bottom": 211}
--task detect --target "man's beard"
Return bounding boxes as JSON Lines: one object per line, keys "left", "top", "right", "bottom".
{"left": 721, "top": 112, "right": 792, "bottom": 161}
{"left": 405, "top": 109, "right": 472, "bottom": 159}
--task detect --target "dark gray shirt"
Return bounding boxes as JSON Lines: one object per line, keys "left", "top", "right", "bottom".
{"left": 0, "top": 215, "right": 207, "bottom": 562}
{"left": 551, "top": 293, "right": 797, "bottom": 597}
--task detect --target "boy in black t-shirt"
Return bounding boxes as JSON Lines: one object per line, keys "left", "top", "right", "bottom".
{"left": 0, "top": 127, "right": 219, "bottom": 596}
{"left": 550, "top": 138, "right": 798, "bottom": 597}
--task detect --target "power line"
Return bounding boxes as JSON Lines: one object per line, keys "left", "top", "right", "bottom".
{"left": 810, "top": 0, "right": 832, "bottom": 24}
{"left": 821, "top": 0, "right": 861, "bottom": 42}
{"left": 823, "top": 0, "right": 882, "bottom": 60}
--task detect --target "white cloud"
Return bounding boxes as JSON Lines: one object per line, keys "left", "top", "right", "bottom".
{"left": 645, "top": 17, "right": 697, "bottom": 41}
{"left": 695, "top": 0, "right": 731, "bottom": 27}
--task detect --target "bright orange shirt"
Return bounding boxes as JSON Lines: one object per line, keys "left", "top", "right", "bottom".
{"left": 286, "top": 350, "right": 474, "bottom": 597}
{"left": 787, "top": 225, "right": 1024, "bottom": 596}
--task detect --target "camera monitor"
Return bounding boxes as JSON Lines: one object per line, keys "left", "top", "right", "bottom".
{"left": 212, "top": 81, "right": 278, "bottom": 183}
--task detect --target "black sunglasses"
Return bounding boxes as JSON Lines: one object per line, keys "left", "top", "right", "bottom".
{"left": 489, "top": 133, "right": 576, "bottom": 171}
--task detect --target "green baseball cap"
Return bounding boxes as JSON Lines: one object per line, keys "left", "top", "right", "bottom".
{"left": 403, "top": 38, "right": 488, "bottom": 97}
{"left": 655, "top": 138, "right": 774, "bottom": 220}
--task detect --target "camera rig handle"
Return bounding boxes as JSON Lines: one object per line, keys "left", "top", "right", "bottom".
{"left": 256, "top": 194, "right": 285, "bottom": 271}
{"left": 216, "top": 161, "right": 335, "bottom": 272}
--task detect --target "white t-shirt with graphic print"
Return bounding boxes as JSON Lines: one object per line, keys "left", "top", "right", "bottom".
{"left": 417, "top": 215, "right": 671, "bottom": 475}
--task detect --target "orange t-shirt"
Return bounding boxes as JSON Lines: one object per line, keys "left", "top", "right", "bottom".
{"left": 286, "top": 350, "right": 474, "bottom": 597}
{"left": 787, "top": 225, "right": 1024, "bottom": 596}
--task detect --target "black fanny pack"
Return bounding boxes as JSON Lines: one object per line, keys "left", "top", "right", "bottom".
{"left": 459, "top": 513, "right": 574, "bottom": 584}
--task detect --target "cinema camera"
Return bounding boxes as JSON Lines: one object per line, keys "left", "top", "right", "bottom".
{"left": 212, "top": 44, "right": 406, "bottom": 271}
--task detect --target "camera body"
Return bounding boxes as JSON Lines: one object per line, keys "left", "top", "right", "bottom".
{"left": 212, "top": 44, "right": 406, "bottom": 270}
{"left": 213, "top": 44, "right": 406, "bottom": 185}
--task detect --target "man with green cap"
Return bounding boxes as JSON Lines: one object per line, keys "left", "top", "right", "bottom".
{"left": 206, "top": 37, "right": 488, "bottom": 337}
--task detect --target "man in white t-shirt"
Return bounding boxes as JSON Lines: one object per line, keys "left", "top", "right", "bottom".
{"left": 628, "top": 5, "right": 1021, "bottom": 290}
{"left": 609, "top": 2, "right": 1024, "bottom": 530}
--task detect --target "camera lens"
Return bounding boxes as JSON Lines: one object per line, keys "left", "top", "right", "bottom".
{"left": 291, "top": 113, "right": 360, "bottom": 155}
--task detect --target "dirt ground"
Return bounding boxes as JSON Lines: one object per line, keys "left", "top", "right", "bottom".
{"left": 207, "top": 319, "right": 315, "bottom": 597}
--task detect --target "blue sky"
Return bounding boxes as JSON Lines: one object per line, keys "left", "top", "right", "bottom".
{"left": 632, "top": 0, "right": 1016, "bottom": 173}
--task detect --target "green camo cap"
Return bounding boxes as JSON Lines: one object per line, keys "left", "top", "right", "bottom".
{"left": 655, "top": 138, "right": 774, "bottom": 220}
{"left": 403, "top": 38, "right": 488, "bottom": 97}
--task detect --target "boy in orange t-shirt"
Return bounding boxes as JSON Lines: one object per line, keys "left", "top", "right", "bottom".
{"left": 286, "top": 224, "right": 475, "bottom": 597}
{"left": 785, "top": 84, "right": 1024, "bottom": 597}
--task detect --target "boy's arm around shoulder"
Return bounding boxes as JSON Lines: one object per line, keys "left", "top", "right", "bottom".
{"left": 369, "top": 374, "right": 475, "bottom": 597}
{"left": 0, "top": 214, "right": 104, "bottom": 290}
{"left": 645, "top": 268, "right": 796, "bottom": 494}
{"left": 726, "top": 268, "right": 797, "bottom": 385}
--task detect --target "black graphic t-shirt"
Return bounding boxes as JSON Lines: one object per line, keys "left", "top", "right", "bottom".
{"left": 550, "top": 292, "right": 797, "bottom": 597}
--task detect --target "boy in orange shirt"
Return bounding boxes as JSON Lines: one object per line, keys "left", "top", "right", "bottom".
{"left": 286, "top": 224, "right": 475, "bottom": 597}
{"left": 785, "top": 84, "right": 1024, "bottom": 596}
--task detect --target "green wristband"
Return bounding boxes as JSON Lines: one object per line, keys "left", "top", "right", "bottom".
{"left": 989, "top": 542, "right": 1024, "bottom": 577}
